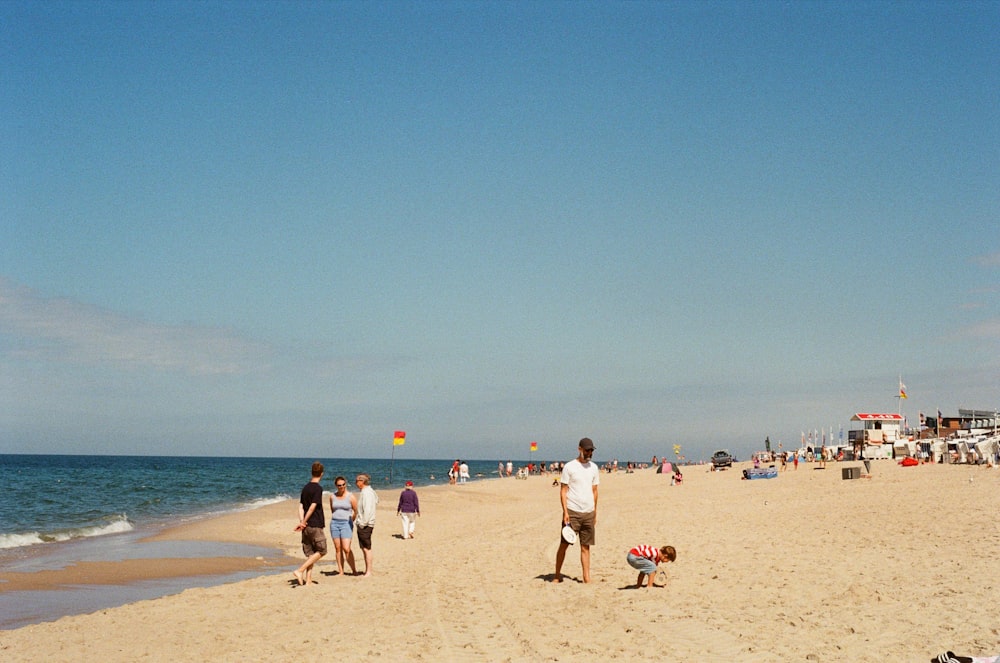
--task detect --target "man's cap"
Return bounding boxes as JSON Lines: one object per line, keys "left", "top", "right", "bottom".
{"left": 405, "top": 480, "right": 414, "bottom": 486}
{"left": 579, "top": 437, "right": 595, "bottom": 451}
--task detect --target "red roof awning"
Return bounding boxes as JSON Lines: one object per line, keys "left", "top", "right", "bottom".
{"left": 851, "top": 413, "right": 904, "bottom": 421}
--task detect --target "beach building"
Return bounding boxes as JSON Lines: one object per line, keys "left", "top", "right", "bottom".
{"left": 847, "top": 413, "right": 906, "bottom": 460}
{"left": 908, "top": 409, "right": 999, "bottom": 464}
{"left": 937, "top": 409, "right": 999, "bottom": 464}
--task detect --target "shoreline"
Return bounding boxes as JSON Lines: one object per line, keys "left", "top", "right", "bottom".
{"left": 2, "top": 460, "right": 999, "bottom": 661}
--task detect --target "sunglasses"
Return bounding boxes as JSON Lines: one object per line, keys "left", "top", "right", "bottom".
{"left": 335, "top": 483, "right": 346, "bottom": 488}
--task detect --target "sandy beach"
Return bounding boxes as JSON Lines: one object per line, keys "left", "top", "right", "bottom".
{"left": 1, "top": 459, "right": 998, "bottom": 662}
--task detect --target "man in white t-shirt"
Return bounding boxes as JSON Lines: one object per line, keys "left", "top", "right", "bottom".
{"left": 552, "top": 437, "right": 600, "bottom": 583}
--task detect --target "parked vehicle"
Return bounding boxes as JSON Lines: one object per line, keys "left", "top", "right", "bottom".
{"left": 712, "top": 449, "right": 733, "bottom": 468}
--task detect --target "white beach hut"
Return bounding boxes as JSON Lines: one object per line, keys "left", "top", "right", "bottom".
{"left": 848, "top": 413, "right": 905, "bottom": 460}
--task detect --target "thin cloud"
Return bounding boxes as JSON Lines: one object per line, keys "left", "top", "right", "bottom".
{"left": 0, "top": 278, "right": 269, "bottom": 375}
{"left": 972, "top": 252, "right": 1000, "bottom": 268}
{"left": 962, "top": 317, "right": 1000, "bottom": 341}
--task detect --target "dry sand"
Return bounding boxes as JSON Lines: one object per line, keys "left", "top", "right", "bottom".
{"left": 2, "top": 459, "right": 999, "bottom": 662}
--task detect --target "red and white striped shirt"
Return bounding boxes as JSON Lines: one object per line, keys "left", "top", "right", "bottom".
{"left": 629, "top": 545, "right": 661, "bottom": 562}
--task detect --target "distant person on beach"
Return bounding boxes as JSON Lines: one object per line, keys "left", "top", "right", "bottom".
{"left": 459, "top": 461, "right": 470, "bottom": 484}
{"left": 626, "top": 544, "right": 676, "bottom": 588}
{"left": 498, "top": 462, "right": 504, "bottom": 478}
{"left": 355, "top": 473, "right": 378, "bottom": 576}
{"left": 553, "top": 437, "right": 600, "bottom": 584}
{"left": 397, "top": 480, "right": 420, "bottom": 539}
{"left": 328, "top": 476, "right": 358, "bottom": 576}
{"left": 450, "top": 459, "right": 460, "bottom": 484}
{"left": 506, "top": 460, "right": 513, "bottom": 477}
{"left": 293, "top": 461, "right": 327, "bottom": 586}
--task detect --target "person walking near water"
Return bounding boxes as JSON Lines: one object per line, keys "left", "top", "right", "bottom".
{"left": 328, "top": 476, "right": 358, "bottom": 576}
{"left": 553, "top": 437, "right": 600, "bottom": 583}
{"left": 397, "top": 480, "right": 420, "bottom": 539}
{"left": 355, "top": 473, "right": 378, "bottom": 577}
{"left": 293, "top": 461, "right": 327, "bottom": 586}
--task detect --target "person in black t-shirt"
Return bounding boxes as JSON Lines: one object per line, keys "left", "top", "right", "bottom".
{"left": 293, "top": 461, "right": 327, "bottom": 586}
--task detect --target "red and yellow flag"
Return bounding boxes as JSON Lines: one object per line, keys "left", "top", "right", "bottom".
{"left": 530, "top": 441, "right": 538, "bottom": 452}
{"left": 393, "top": 431, "right": 406, "bottom": 446}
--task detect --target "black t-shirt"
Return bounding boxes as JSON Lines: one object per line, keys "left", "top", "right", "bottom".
{"left": 300, "top": 481, "right": 325, "bottom": 528}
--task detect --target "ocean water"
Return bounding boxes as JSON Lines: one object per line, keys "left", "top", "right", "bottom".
{"left": 0, "top": 454, "right": 529, "bottom": 629}
{"left": 0, "top": 454, "right": 519, "bottom": 551}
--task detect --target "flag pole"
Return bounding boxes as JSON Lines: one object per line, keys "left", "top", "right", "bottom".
{"left": 390, "top": 430, "right": 406, "bottom": 484}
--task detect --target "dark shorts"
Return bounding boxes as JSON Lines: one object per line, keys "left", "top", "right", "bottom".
{"left": 356, "top": 525, "right": 374, "bottom": 550}
{"left": 301, "top": 526, "right": 327, "bottom": 557}
{"left": 565, "top": 509, "right": 596, "bottom": 547}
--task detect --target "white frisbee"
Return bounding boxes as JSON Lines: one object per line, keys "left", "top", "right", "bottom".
{"left": 561, "top": 525, "right": 577, "bottom": 545}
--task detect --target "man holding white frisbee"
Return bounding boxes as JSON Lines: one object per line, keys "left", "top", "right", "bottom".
{"left": 552, "top": 437, "right": 600, "bottom": 583}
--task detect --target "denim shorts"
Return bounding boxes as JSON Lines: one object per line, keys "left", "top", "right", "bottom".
{"left": 329, "top": 518, "right": 353, "bottom": 540}
{"left": 627, "top": 552, "right": 658, "bottom": 574}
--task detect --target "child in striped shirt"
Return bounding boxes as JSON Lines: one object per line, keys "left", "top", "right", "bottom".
{"left": 626, "top": 544, "right": 676, "bottom": 588}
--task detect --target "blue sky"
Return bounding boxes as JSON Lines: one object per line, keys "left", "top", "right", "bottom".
{"left": 2, "top": 1, "right": 997, "bottom": 461}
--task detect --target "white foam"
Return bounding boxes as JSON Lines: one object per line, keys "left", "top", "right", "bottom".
{"left": 0, "top": 514, "right": 134, "bottom": 550}
{"left": 242, "top": 495, "right": 291, "bottom": 510}
{"left": 0, "top": 532, "right": 47, "bottom": 550}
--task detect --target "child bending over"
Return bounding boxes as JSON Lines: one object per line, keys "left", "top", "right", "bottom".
{"left": 626, "top": 544, "right": 676, "bottom": 588}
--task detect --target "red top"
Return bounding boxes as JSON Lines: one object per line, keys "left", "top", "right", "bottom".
{"left": 629, "top": 545, "right": 662, "bottom": 562}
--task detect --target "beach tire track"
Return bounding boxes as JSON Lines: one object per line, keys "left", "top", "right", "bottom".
{"left": 472, "top": 508, "right": 553, "bottom": 661}
{"left": 427, "top": 580, "right": 463, "bottom": 661}
{"left": 475, "top": 575, "right": 543, "bottom": 661}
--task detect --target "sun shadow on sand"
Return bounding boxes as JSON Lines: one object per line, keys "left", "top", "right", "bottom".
{"left": 535, "top": 573, "right": 584, "bottom": 584}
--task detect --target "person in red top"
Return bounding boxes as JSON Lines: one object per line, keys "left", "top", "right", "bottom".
{"left": 626, "top": 544, "right": 676, "bottom": 588}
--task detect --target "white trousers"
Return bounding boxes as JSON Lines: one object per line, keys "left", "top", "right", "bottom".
{"left": 401, "top": 512, "right": 417, "bottom": 538}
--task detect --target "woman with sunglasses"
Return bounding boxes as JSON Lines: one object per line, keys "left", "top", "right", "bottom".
{"left": 328, "top": 476, "right": 358, "bottom": 576}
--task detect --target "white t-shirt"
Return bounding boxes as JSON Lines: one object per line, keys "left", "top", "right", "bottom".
{"left": 560, "top": 458, "right": 599, "bottom": 513}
